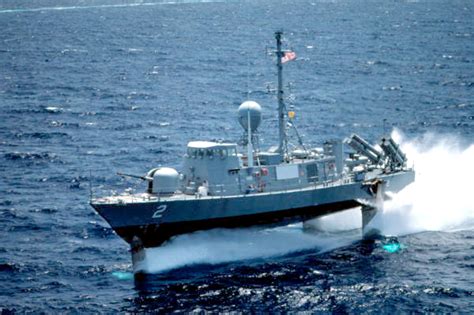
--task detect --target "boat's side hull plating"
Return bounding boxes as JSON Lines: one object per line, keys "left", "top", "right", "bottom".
{"left": 91, "top": 170, "right": 414, "bottom": 247}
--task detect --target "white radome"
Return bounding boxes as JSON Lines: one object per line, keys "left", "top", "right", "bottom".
{"left": 238, "top": 100, "right": 262, "bottom": 132}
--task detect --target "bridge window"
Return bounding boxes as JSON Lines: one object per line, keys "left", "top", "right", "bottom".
{"left": 187, "top": 146, "right": 237, "bottom": 160}
{"left": 187, "top": 148, "right": 197, "bottom": 158}
{"left": 197, "top": 149, "right": 204, "bottom": 159}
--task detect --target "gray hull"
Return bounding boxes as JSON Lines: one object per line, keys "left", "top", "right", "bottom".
{"left": 91, "top": 170, "right": 414, "bottom": 248}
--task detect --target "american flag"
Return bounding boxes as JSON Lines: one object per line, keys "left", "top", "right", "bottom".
{"left": 281, "top": 51, "right": 296, "bottom": 63}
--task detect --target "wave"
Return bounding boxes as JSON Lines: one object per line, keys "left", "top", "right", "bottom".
{"left": 3, "top": 152, "right": 59, "bottom": 162}
{"left": 0, "top": 0, "right": 230, "bottom": 14}
{"left": 15, "top": 132, "right": 70, "bottom": 139}
{"left": 0, "top": 262, "right": 21, "bottom": 273}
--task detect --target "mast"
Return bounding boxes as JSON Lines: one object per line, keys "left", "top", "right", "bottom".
{"left": 247, "top": 109, "right": 254, "bottom": 167}
{"left": 275, "top": 31, "right": 286, "bottom": 160}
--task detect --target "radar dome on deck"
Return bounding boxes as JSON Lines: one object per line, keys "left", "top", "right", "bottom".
{"left": 238, "top": 101, "right": 262, "bottom": 132}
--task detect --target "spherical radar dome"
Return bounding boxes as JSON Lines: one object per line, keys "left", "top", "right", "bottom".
{"left": 238, "top": 101, "right": 262, "bottom": 132}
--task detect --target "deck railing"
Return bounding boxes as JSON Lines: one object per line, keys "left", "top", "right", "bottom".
{"left": 91, "top": 174, "right": 359, "bottom": 205}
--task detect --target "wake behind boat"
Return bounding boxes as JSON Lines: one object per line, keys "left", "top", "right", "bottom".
{"left": 90, "top": 32, "right": 415, "bottom": 272}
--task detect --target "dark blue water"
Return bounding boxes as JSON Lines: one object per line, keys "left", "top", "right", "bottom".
{"left": 1, "top": 0, "right": 473, "bottom": 312}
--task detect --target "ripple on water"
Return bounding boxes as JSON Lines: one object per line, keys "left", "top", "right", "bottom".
{"left": 3, "top": 152, "right": 60, "bottom": 163}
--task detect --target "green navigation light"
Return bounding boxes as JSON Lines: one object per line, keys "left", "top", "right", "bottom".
{"left": 382, "top": 243, "right": 402, "bottom": 253}
{"left": 112, "top": 271, "right": 134, "bottom": 280}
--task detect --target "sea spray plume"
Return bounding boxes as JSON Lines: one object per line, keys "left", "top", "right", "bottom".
{"left": 142, "top": 225, "right": 359, "bottom": 273}
{"left": 302, "top": 208, "right": 362, "bottom": 232}
{"left": 382, "top": 130, "right": 474, "bottom": 235}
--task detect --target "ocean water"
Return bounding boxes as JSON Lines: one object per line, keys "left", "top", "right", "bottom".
{"left": 1, "top": 0, "right": 473, "bottom": 312}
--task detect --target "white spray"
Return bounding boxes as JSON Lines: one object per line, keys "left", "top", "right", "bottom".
{"left": 142, "top": 225, "right": 359, "bottom": 273}
{"left": 382, "top": 130, "right": 474, "bottom": 235}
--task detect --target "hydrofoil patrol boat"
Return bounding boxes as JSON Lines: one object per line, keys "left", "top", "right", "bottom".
{"left": 90, "top": 32, "right": 415, "bottom": 272}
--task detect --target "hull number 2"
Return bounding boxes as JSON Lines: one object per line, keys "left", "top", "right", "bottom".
{"left": 152, "top": 205, "right": 167, "bottom": 219}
